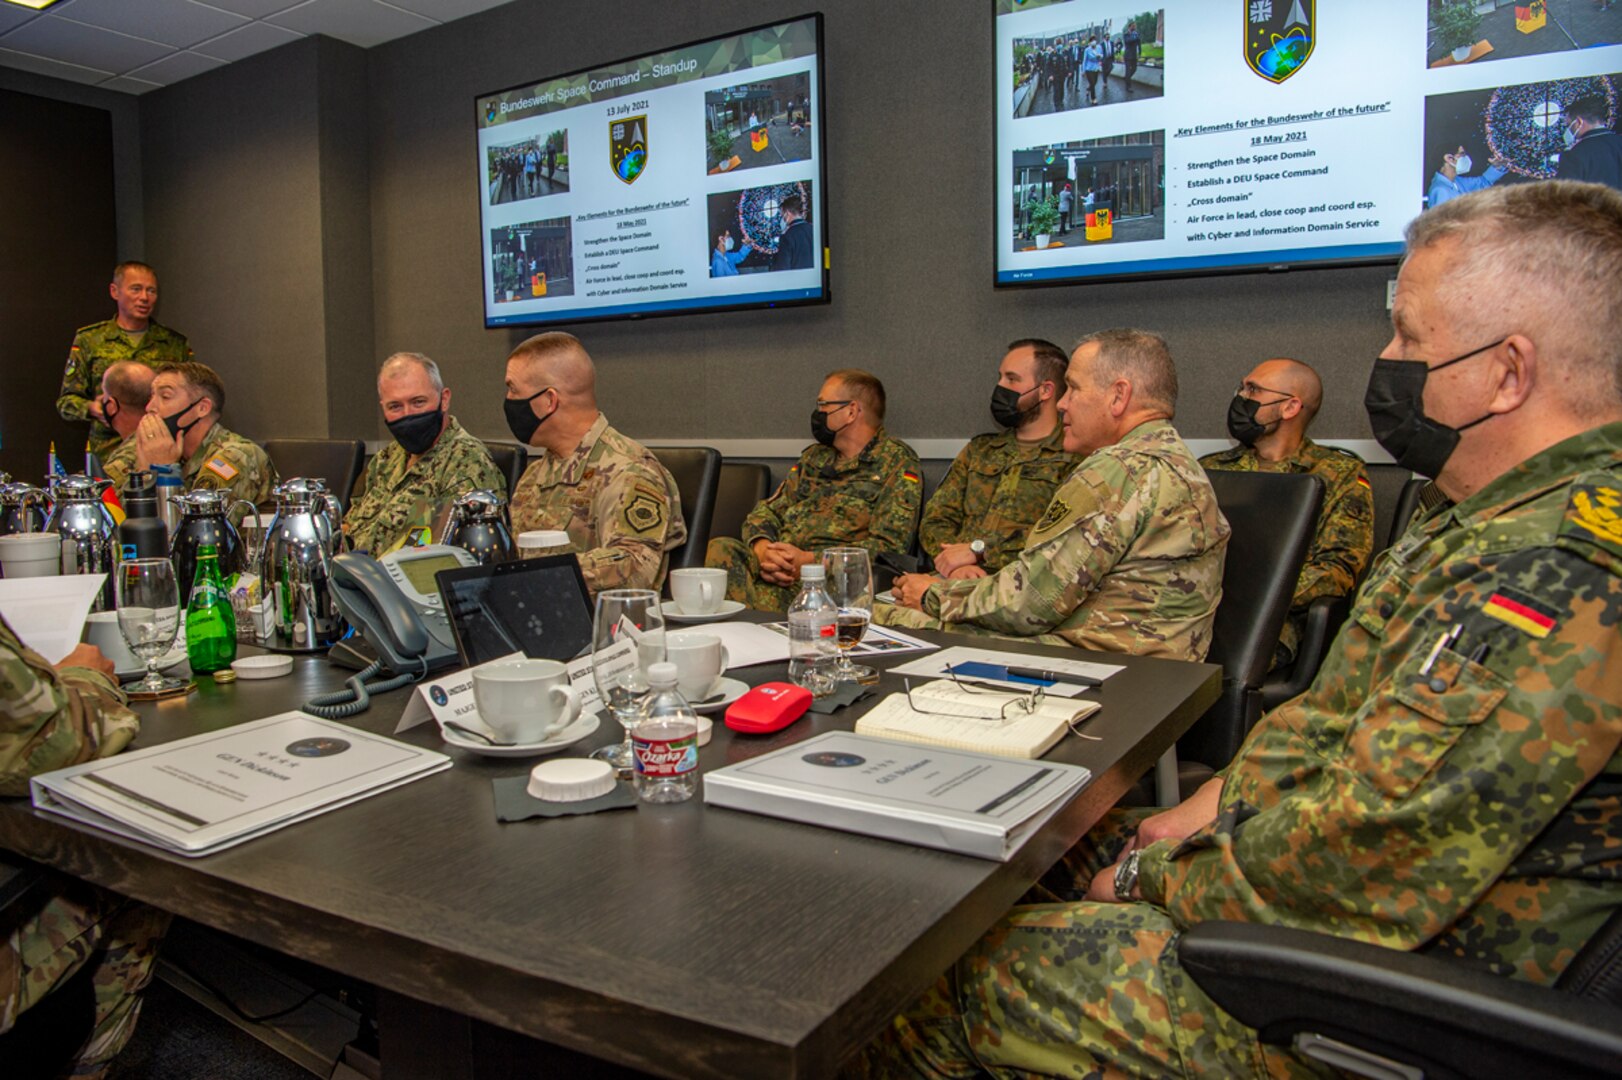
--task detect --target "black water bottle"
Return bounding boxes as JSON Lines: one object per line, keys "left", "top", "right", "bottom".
{"left": 118, "top": 471, "right": 168, "bottom": 560}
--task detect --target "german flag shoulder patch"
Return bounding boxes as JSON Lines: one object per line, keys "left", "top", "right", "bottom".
{"left": 1482, "top": 588, "right": 1558, "bottom": 639}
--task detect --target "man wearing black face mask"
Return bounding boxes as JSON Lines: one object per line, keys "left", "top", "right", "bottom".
{"left": 1554, "top": 95, "right": 1622, "bottom": 191}
{"left": 1200, "top": 357, "right": 1374, "bottom": 668}
{"left": 706, "top": 369, "right": 922, "bottom": 612}
{"left": 132, "top": 362, "right": 276, "bottom": 517}
{"left": 343, "top": 353, "right": 504, "bottom": 555}
{"left": 919, "top": 340, "right": 1080, "bottom": 580}
{"left": 92, "top": 361, "right": 156, "bottom": 489}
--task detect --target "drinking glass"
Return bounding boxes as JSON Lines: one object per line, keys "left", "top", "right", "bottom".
{"left": 822, "top": 547, "right": 878, "bottom": 684}
{"left": 588, "top": 589, "right": 666, "bottom": 770}
{"left": 115, "top": 558, "right": 185, "bottom": 695}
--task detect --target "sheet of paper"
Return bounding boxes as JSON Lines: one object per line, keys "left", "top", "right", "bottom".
{"left": 0, "top": 574, "right": 108, "bottom": 664}
{"left": 699, "top": 621, "right": 793, "bottom": 668}
{"left": 888, "top": 646, "right": 1124, "bottom": 699}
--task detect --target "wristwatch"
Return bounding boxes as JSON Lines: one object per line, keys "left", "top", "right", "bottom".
{"left": 1113, "top": 850, "right": 1142, "bottom": 900}
{"left": 969, "top": 539, "right": 987, "bottom": 564}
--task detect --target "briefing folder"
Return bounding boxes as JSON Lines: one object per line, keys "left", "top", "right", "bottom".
{"left": 31, "top": 713, "right": 451, "bottom": 857}
{"left": 702, "top": 731, "right": 1091, "bottom": 861}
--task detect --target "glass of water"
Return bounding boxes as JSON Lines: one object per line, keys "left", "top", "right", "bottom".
{"left": 588, "top": 589, "right": 666, "bottom": 770}
{"left": 115, "top": 558, "right": 184, "bottom": 694}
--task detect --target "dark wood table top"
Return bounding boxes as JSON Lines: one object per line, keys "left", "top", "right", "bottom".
{"left": 0, "top": 627, "right": 1218, "bottom": 1079}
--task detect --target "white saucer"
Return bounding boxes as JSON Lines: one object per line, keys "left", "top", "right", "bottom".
{"left": 685, "top": 676, "right": 749, "bottom": 714}
{"left": 116, "top": 648, "right": 189, "bottom": 682}
{"left": 660, "top": 599, "right": 745, "bottom": 624}
{"left": 437, "top": 711, "right": 601, "bottom": 758}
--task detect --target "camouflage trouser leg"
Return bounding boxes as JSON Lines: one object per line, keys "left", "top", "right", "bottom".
{"left": 704, "top": 537, "right": 798, "bottom": 613}
{"left": 0, "top": 877, "right": 172, "bottom": 1075}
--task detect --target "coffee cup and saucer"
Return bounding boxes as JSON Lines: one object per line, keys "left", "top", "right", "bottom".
{"left": 666, "top": 630, "right": 747, "bottom": 713}
{"left": 437, "top": 657, "right": 600, "bottom": 758}
{"left": 661, "top": 568, "right": 744, "bottom": 623}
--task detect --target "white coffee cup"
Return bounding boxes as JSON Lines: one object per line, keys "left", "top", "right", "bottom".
{"left": 471, "top": 657, "right": 583, "bottom": 743}
{"left": 0, "top": 532, "right": 62, "bottom": 579}
{"left": 669, "top": 567, "right": 727, "bottom": 616}
{"left": 83, "top": 610, "right": 139, "bottom": 671}
{"left": 665, "top": 631, "right": 730, "bottom": 702}
{"left": 517, "top": 530, "right": 573, "bottom": 558}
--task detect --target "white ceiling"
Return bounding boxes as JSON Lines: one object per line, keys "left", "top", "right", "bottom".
{"left": 0, "top": 0, "right": 515, "bottom": 94}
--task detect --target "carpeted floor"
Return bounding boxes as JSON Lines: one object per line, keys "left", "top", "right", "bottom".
{"left": 110, "top": 977, "right": 316, "bottom": 1080}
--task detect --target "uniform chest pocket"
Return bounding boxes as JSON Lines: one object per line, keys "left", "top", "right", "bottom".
{"left": 1014, "top": 458, "right": 1071, "bottom": 486}
{"left": 1345, "top": 646, "right": 1509, "bottom": 801}
{"left": 817, "top": 478, "right": 884, "bottom": 506}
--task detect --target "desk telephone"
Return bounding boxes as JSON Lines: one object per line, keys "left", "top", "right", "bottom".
{"left": 328, "top": 545, "right": 479, "bottom": 675}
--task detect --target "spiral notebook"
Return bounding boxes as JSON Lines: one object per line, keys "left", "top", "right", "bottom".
{"left": 854, "top": 681, "right": 1100, "bottom": 759}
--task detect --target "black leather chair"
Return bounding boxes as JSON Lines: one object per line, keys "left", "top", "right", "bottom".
{"left": 1180, "top": 909, "right": 1622, "bottom": 1080}
{"left": 1387, "top": 476, "right": 1430, "bottom": 548}
{"left": 647, "top": 446, "right": 721, "bottom": 573}
{"left": 263, "top": 438, "right": 365, "bottom": 508}
{"left": 1166, "top": 471, "right": 1323, "bottom": 798}
{"left": 711, "top": 462, "right": 771, "bottom": 548}
{"left": 1259, "top": 594, "right": 1351, "bottom": 712}
{"left": 1365, "top": 462, "right": 1413, "bottom": 556}
{"left": 481, "top": 440, "right": 528, "bottom": 500}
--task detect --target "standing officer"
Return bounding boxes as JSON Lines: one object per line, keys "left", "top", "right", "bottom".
{"left": 707, "top": 370, "right": 922, "bottom": 613}
{"left": 57, "top": 262, "right": 192, "bottom": 464}
{"left": 920, "top": 339, "right": 1080, "bottom": 580}
{"left": 1200, "top": 357, "right": 1374, "bottom": 668}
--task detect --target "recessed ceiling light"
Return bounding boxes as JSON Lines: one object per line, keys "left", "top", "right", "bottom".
{"left": 4, "top": 0, "right": 65, "bottom": 10}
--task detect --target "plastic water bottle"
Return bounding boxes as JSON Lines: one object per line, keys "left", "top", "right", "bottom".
{"left": 788, "top": 563, "right": 837, "bottom": 697}
{"left": 632, "top": 661, "right": 698, "bottom": 803}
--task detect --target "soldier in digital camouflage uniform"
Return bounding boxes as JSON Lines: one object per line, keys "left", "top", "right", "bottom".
{"left": 90, "top": 361, "right": 157, "bottom": 491}
{"left": 706, "top": 370, "right": 922, "bottom": 613}
{"left": 343, "top": 353, "right": 505, "bottom": 555}
{"left": 57, "top": 262, "right": 191, "bottom": 464}
{"left": 1201, "top": 356, "right": 1375, "bottom": 668}
{"left": 502, "top": 332, "right": 685, "bottom": 594}
{"left": 119, "top": 362, "right": 277, "bottom": 521}
{"left": 920, "top": 339, "right": 1082, "bottom": 578}
{"left": 847, "top": 182, "right": 1622, "bottom": 1079}
{"left": 881, "top": 332, "right": 1228, "bottom": 662}
{"left": 0, "top": 617, "right": 171, "bottom": 1076}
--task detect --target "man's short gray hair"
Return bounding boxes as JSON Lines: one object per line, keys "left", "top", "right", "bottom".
{"left": 380, "top": 351, "right": 444, "bottom": 393}
{"left": 1076, "top": 328, "right": 1178, "bottom": 414}
{"left": 1404, "top": 180, "right": 1622, "bottom": 413}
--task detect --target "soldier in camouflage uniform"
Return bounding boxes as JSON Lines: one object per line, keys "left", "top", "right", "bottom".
{"left": 847, "top": 182, "right": 1622, "bottom": 1078}
{"left": 882, "top": 331, "right": 1228, "bottom": 661}
{"left": 706, "top": 370, "right": 922, "bottom": 613}
{"left": 1201, "top": 357, "right": 1375, "bottom": 667}
{"left": 57, "top": 262, "right": 192, "bottom": 464}
{"left": 343, "top": 353, "right": 505, "bottom": 554}
{"left": 90, "top": 361, "right": 157, "bottom": 491}
{"left": 116, "top": 362, "right": 277, "bottom": 519}
{"left": 1, "top": 617, "right": 171, "bottom": 1075}
{"left": 503, "top": 332, "right": 685, "bottom": 594}
{"left": 920, "top": 339, "right": 1082, "bottom": 578}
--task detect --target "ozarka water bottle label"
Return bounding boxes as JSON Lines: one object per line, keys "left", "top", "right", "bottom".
{"left": 633, "top": 734, "right": 697, "bottom": 777}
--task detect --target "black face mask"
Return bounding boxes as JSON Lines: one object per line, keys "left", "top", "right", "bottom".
{"left": 101, "top": 398, "right": 119, "bottom": 425}
{"left": 810, "top": 403, "right": 852, "bottom": 447}
{"left": 1363, "top": 338, "right": 1502, "bottom": 478}
{"left": 503, "top": 386, "right": 554, "bottom": 445}
{"left": 990, "top": 385, "right": 1040, "bottom": 430}
{"left": 1226, "top": 395, "right": 1280, "bottom": 447}
{"left": 161, "top": 397, "right": 204, "bottom": 440}
{"left": 386, "top": 406, "right": 444, "bottom": 456}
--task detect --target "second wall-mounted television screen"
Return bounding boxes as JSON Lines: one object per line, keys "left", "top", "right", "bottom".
{"left": 994, "top": 0, "right": 1621, "bottom": 287}
{"left": 476, "top": 14, "right": 827, "bottom": 327}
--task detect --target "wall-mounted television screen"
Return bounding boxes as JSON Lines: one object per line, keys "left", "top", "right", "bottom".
{"left": 994, "top": 0, "right": 1621, "bottom": 287}
{"left": 476, "top": 14, "right": 827, "bottom": 327}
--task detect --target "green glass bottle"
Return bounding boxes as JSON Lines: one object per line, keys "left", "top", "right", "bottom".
{"left": 185, "top": 543, "right": 237, "bottom": 674}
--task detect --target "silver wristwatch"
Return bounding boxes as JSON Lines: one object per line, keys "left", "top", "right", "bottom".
{"left": 969, "top": 538, "right": 987, "bottom": 564}
{"left": 1113, "top": 850, "right": 1142, "bottom": 900}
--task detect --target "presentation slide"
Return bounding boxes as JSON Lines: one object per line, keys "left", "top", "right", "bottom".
{"left": 994, "top": 0, "right": 1622, "bottom": 286}
{"left": 476, "top": 15, "right": 826, "bottom": 327}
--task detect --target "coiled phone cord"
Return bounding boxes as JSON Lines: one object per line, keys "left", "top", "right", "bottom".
{"left": 302, "top": 656, "right": 425, "bottom": 719}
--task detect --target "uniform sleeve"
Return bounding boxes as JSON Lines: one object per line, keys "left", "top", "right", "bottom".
{"left": 56, "top": 331, "right": 95, "bottom": 422}
{"left": 191, "top": 442, "right": 278, "bottom": 520}
{"left": 99, "top": 441, "right": 137, "bottom": 490}
{"left": 918, "top": 446, "right": 972, "bottom": 558}
{"left": 864, "top": 447, "right": 923, "bottom": 555}
{"left": 925, "top": 456, "right": 1137, "bottom": 634}
{"left": 578, "top": 459, "right": 684, "bottom": 593}
{"left": 0, "top": 634, "right": 139, "bottom": 797}
{"left": 341, "top": 454, "right": 390, "bottom": 552}
{"left": 743, "top": 463, "right": 805, "bottom": 544}
{"left": 1137, "top": 542, "right": 1622, "bottom": 950}
{"left": 1293, "top": 463, "right": 1375, "bottom": 609}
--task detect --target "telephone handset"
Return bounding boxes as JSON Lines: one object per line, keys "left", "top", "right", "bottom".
{"left": 328, "top": 545, "right": 476, "bottom": 675}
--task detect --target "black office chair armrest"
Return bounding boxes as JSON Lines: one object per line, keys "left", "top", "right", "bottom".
{"left": 1260, "top": 594, "right": 1351, "bottom": 711}
{"left": 1179, "top": 921, "right": 1622, "bottom": 1080}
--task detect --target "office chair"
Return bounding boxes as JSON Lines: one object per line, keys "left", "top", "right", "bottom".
{"left": 1364, "top": 463, "right": 1414, "bottom": 556}
{"left": 263, "top": 438, "right": 365, "bottom": 509}
{"left": 1180, "top": 908, "right": 1622, "bottom": 1080}
{"left": 481, "top": 440, "right": 529, "bottom": 500}
{"left": 647, "top": 447, "right": 721, "bottom": 573}
{"left": 1386, "top": 476, "right": 1432, "bottom": 548}
{"left": 710, "top": 462, "right": 771, "bottom": 548}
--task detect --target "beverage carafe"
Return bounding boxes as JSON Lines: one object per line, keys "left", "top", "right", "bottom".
{"left": 260, "top": 478, "right": 346, "bottom": 650}
{"left": 441, "top": 489, "right": 514, "bottom": 565}
{"left": 169, "top": 489, "right": 253, "bottom": 606}
{"left": 43, "top": 475, "right": 118, "bottom": 610}
{"left": 0, "top": 482, "right": 52, "bottom": 538}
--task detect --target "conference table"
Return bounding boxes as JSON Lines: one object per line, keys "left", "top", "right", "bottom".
{"left": 0, "top": 623, "right": 1219, "bottom": 1079}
